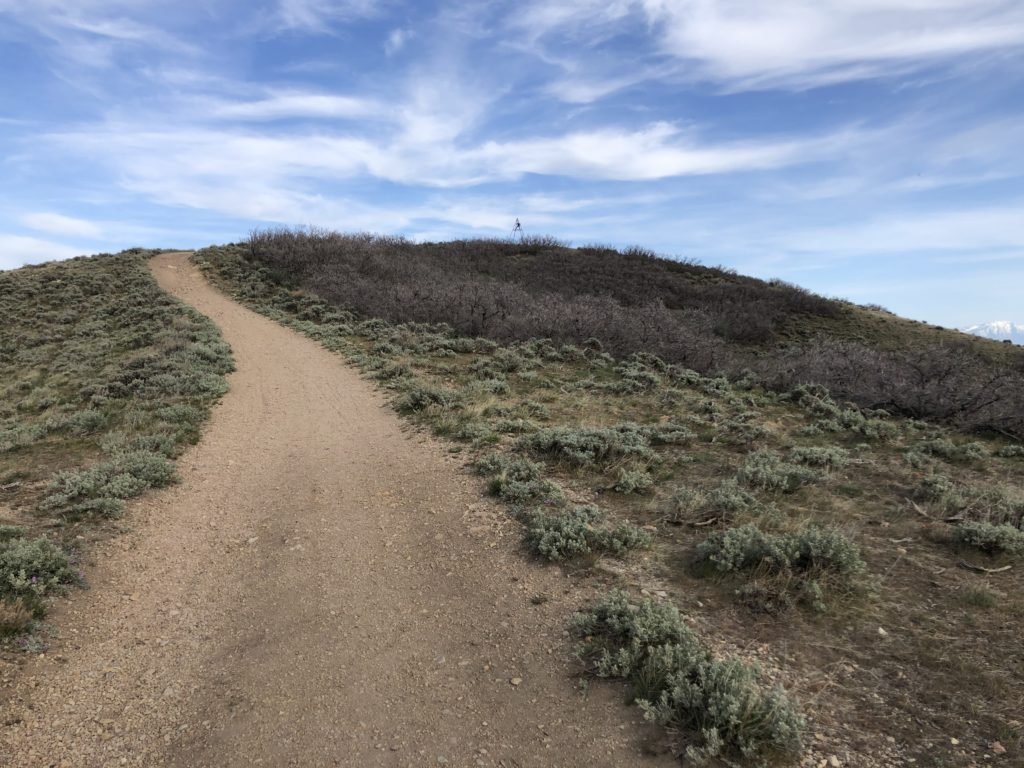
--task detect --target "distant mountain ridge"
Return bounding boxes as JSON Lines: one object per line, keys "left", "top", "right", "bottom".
{"left": 963, "top": 321, "right": 1024, "bottom": 344}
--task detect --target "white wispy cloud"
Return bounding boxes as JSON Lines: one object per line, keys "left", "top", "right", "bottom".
{"left": 470, "top": 122, "right": 845, "bottom": 181}
{"left": 0, "top": 0, "right": 198, "bottom": 67}
{"left": 45, "top": 115, "right": 860, "bottom": 225}
{"left": 543, "top": 68, "right": 664, "bottom": 104}
{"left": 648, "top": 0, "right": 1024, "bottom": 89}
{"left": 21, "top": 211, "right": 103, "bottom": 238}
{"left": 0, "top": 234, "right": 84, "bottom": 270}
{"left": 384, "top": 26, "right": 412, "bottom": 55}
{"left": 204, "top": 91, "right": 385, "bottom": 121}
{"left": 514, "top": 0, "right": 1024, "bottom": 91}
{"left": 273, "top": 0, "right": 382, "bottom": 33}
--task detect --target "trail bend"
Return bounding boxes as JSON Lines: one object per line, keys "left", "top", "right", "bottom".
{"left": 1, "top": 252, "right": 670, "bottom": 768}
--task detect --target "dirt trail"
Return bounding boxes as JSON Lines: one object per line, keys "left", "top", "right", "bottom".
{"left": 1, "top": 252, "right": 672, "bottom": 768}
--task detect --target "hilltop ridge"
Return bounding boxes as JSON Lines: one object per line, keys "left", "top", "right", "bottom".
{"left": 239, "top": 229, "right": 1024, "bottom": 439}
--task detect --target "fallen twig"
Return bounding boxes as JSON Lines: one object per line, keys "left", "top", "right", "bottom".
{"left": 910, "top": 501, "right": 931, "bottom": 519}
{"left": 957, "top": 560, "right": 1012, "bottom": 574}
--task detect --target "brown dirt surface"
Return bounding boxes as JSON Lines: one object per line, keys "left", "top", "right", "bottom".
{"left": 0, "top": 253, "right": 675, "bottom": 767}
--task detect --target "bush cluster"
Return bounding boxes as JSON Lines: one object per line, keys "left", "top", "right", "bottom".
{"left": 613, "top": 467, "right": 654, "bottom": 495}
{"left": 241, "top": 228, "right": 839, "bottom": 370}
{"left": 519, "top": 424, "right": 657, "bottom": 467}
{"left": 915, "top": 438, "right": 986, "bottom": 462}
{"left": 954, "top": 521, "right": 1024, "bottom": 557}
{"left": 0, "top": 534, "right": 77, "bottom": 616}
{"left": 737, "top": 449, "right": 822, "bottom": 493}
{"left": 771, "top": 339, "right": 1024, "bottom": 439}
{"left": 472, "top": 453, "right": 564, "bottom": 505}
{"left": 697, "top": 524, "right": 864, "bottom": 577}
{"left": 661, "top": 479, "right": 766, "bottom": 525}
{"left": 917, "top": 475, "right": 1024, "bottom": 527}
{"left": 788, "top": 446, "right": 849, "bottom": 469}
{"left": 573, "top": 591, "right": 804, "bottom": 762}
{"left": 40, "top": 449, "right": 178, "bottom": 518}
{"left": 394, "top": 382, "right": 461, "bottom": 414}
{"left": 696, "top": 524, "right": 865, "bottom": 611}
{"left": 524, "top": 506, "right": 651, "bottom": 561}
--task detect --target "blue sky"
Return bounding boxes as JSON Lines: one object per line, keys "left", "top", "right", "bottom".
{"left": 1, "top": 1, "right": 1022, "bottom": 328}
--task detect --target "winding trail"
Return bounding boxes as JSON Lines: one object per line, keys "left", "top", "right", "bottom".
{"left": 0, "top": 253, "right": 672, "bottom": 767}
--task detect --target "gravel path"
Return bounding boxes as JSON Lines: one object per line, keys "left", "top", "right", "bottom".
{"left": 0, "top": 252, "right": 673, "bottom": 768}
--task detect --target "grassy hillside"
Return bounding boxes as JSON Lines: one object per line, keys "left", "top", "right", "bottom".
{"left": 242, "top": 229, "right": 1024, "bottom": 440}
{"left": 0, "top": 251, "right": 232, "bottom": 649}
{"left": 197, "top": 242, "right": 1023, "bottom": 767}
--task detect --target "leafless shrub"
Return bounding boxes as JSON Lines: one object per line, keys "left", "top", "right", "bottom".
{"left": 242, "top": 228, "right": 1024, "bottom": 439}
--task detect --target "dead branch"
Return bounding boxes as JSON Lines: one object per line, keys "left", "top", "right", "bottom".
{"left": 957, "top": 560, "right": 1012, "bottom": 574}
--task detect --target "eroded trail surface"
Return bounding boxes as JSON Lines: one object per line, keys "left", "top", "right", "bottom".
{"left": 1, "top": 253, "right": 671, "bottom": 768}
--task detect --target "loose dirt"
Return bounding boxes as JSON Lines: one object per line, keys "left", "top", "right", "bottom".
{"left": 0, "top": 253, "right": 674, "bottom": 767}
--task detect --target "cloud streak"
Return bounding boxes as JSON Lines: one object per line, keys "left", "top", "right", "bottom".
{"left": 273, "top": 0, "right": 383, "bottom": 33}
{"left": 0, "top": 234, "right": 85, "bottom": 270}
{"left": 203, "top": 91, "right": 385, "bottom": 121}
{"left": 21, "top": 212, "right": 103, "bottom": 238}
{"left": 515, "top": 0, "right": 1024, "bottom": 91}
{"left": 45, "top": 116, "right": 861, "bottom": 227}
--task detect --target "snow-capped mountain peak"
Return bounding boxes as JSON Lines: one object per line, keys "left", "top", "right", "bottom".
{"left": 962, "top": 321, "right": 1024, "bottom": 344}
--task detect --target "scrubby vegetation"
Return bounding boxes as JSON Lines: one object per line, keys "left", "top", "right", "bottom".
{"left": 473, "top": 453, "right": 564, "bottom": 505}
{"left": 916, "top": 474, "right": 1024, "bottom": 527}
{"left": 954, "top": 521, "right": 1024, "bottom": 557}
{"left": 737, "top": 449, "right": 822, "bottom": 493}
{"left": 695, "top": 524, "right": 866, "bottom": 611}
{"left": 195, "top": 240, "right": 1024, "bottom": 765}
{"left": 0, "top": 250, "right": 232, "bottom": 644}
{"left": 0, "top": 530, "right": 78, "bottom": 623}
{"left": 243, "top": 227, "right": 1024, "bottom": 440}
{"left": 520, "top": 424, "right": 656, "bottom": 467}
{"left": 697, "top": 524, "right": 864, "bottom": 577}
{"left": 524, "top": 506, "right": 651, "bottom": 561}
{"left": 573, "top": 591, "right": 804, "bottom": 763}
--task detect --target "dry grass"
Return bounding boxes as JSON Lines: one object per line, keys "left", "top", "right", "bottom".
{"left": 0, "top": 598, "right": 32, "bottom": 637}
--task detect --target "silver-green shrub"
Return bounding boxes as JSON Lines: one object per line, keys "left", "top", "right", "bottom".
{"left": 641, "top": 657, "right": 805, "bottom": 764}
{"left": 697, "top": 524, "right": 864, "bottom": 579}
{"left": 40, "top": 449, "right": 177, "bottom": 517}
{"left": 520, "top": 424, "right": 655, "bottom": 466}
{"left": 524, "top": 506, "right": 650, "bottom": 561}
{"left": 0, "top": 536, "right": 77, "bottom": 613}
{"left": 394, "top": 383, "right": 461, "bottom": 414}
{"left": 473, "top": 453, "right": 564, "bottom": 505}
{"left": 573, "top": 591, "right": 804, "bottom": 764}
{"left": 737, "top": 449, "right": 821, "bottom": 493}
{"left": 614, "top": 467, "right": 654, "bottom": 494}
{"left": 954, "top": 521, "right": 1024, "bottom": 556}
{"left": 788, "top": 446, "right": 849, "bottom": 469}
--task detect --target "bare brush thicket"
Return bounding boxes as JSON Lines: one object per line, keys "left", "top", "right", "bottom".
{"left": 764, "top": 338, "right": 1024, "bottom": 438}
{"left": 245, "top": 228, "right": 1024, "bottom": 439}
